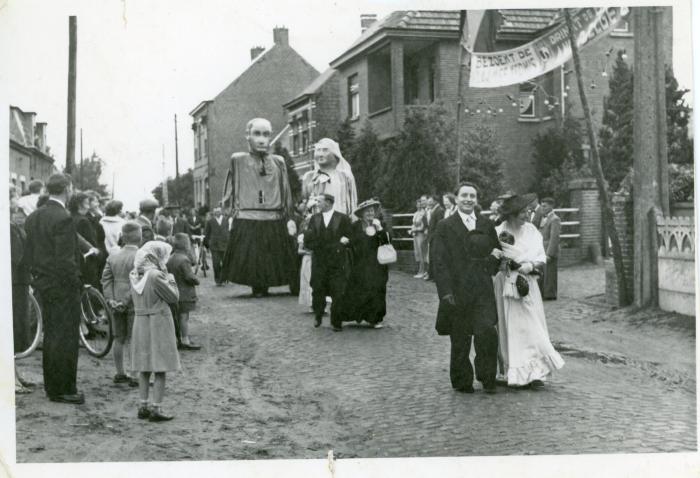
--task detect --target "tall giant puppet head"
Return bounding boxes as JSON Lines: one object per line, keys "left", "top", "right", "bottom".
{"left": 246, "top": 118, "right": 273, "bottom": 154}
{"left": 313, "top": 138, "right": 343, "bottom": 168}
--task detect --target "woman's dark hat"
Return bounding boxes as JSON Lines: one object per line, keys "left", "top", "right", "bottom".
{"left": 499, "top": 193, "right": 537, "bottom": 217}
{"left": 353, "top": 199, "right": 381, "bottom": 217}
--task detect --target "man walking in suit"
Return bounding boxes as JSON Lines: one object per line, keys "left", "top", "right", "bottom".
{"left": 302, "top": 193, "right": 352, "bottom": 331}
{"left": 24, "top": 174, "right": 85, "bottom": 404}
{"left": 538, "top": 197, "right": 561, "bottom": 300}
{"left": 204, "top": 206, "right": 230, "bottom": 286}
{"left": 424, "top": 195, "right": 445, "bottom": 281}
{"left": 431, "top": 182, "right": 502, "bottom": 394}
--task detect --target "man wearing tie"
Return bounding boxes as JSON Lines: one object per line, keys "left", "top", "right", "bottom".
{"left": 431, "top": 182, "right": 502, "bottom": 394}
{"left": 302, "top": 193, "right": 353, "bottom": 331}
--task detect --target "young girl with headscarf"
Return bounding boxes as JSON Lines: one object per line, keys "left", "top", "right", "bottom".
{"left": 129, "top": 241, "right": 181, "bottom": 422}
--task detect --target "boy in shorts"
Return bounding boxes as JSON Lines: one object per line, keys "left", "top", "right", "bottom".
{"left": 101, "top": 221, "right": 142, "bottom": 386}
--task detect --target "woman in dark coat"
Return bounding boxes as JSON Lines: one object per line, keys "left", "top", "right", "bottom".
{"left": 68, "top": 192, "right": 102, "bottom": 289}
{"left": 343, "top": 199, "right": 391, "bottom": 328}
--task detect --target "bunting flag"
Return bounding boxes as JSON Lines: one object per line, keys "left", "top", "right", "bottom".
{"left": 468, "top": 7, "right": 629, "bottom": 88}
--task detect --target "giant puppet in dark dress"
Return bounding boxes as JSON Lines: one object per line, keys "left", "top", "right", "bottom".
{"left": 220, "top": 118, "right": 297, "bottom": 297}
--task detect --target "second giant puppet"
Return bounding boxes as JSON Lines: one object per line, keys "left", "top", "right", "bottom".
{"left": 221, "top": 118, "right": 297, "bottom": 297}
{"left": 301, "top": 138, "right": 357, "bottom": 216}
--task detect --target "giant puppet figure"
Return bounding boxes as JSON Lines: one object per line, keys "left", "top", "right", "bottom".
{"left": 301, "top": 138, "right": 357, "bottom": 216}
{"left": 220, "top": 118, "right": 297, "bottom": 297}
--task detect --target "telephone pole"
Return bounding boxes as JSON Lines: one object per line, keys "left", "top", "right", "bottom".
{"left": 162, "top": 145, "right": 169, "bottom": 205}
{"left": 65, "top": 16, "right": 77, "bottom": 174}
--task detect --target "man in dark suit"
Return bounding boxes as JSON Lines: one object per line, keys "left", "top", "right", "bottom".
{"left": 538, "top": 197, "right": 561, "bottom": 300}
{"left": 24, "top": 174, "right": 85, "bottom": 404}
{"left": 204, "top": 206, "right": 230, "bottom": 286}
{"left": 431, "top": 182, "right": 502, "bottom": 394}
{"left": 425, "top": 195, "right": 445, "bottom": 281}
{"left": 302, "top": 193, "right": 352, "bottom": 331}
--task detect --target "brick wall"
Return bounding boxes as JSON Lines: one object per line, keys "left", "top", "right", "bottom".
{"left": 337, "top": 55, "right": 370, "bottom": 136}
{"left": 569, "top": 178, "right": 603, "bottom": 260}
{"left": 606, "top": 192, "right": 634, "bottom": 305}
{"left": 313, "top": 72, "right": 341, "bottom": 142}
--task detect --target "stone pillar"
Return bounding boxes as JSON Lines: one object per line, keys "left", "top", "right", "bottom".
{"left": 632, "top": 7, "right": 670, "bottom": 307}
{"left": 606, "top": 192, "right": 635, "bottom": 305}
{"left": 390, "top": 40, "right": 405, "bottom": 133}
{"left": 568, "top": 178, "right": 602, "bottom": 262}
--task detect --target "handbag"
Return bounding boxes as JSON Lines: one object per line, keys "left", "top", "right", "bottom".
{"left": 377, "top": 243, "right": 397, "bottom": 265}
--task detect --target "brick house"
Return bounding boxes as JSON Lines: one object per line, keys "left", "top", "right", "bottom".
{"left": 9, "top": 105, "right": 56, "bottom": 193}
{"left": 282, "top": 68, "right": 340, "bottom": 175}
{"left": 329, "top": 9, "right": 672, "bottom": 194}
{"left": 189, "top": 27, "right": 319, "bottom": 208}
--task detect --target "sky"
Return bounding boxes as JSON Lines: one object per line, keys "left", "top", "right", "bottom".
{"left": 0, "top": 0, "right": 695, "bottom": 211}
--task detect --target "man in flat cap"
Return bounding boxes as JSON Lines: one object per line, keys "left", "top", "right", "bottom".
{"left": 136, "top": 198, "right": 158, "bottom": 244}
{"left": 302, "top": 193, "right": 353, "bottom": 331}
{"left": 220, "top": 118, "right": 297, "bottom": 297}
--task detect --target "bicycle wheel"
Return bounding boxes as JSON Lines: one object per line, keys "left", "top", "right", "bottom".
{"left": 79, "top": 287, "right": 114, "bottom": 358}
{"left": 14, "top": 290, "right": 43, "bottom": 360}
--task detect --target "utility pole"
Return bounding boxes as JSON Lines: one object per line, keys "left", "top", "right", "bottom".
{"left": 564, "top": 8, "right": 630, "bottom": 306}
{"left": 174, "top": 114, "right": 180, "bottom": 180}
{"left": 162, "top": 145, "right": 169, "bottom": 205}
{"left": 65, "top": 16, "right": 77, "bottom": 174}
{"left": 79, "top": 128, "right": 84, "bottom": 189}
{"left": 632, "top": 6, "right": 670, "bottom": 307}
{"left": 455, "top": 10, "right": 470, "bottom": 187}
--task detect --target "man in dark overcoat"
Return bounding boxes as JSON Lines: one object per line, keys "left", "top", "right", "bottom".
{"left": 204, "top": 206, "right": 230, "bottom": 286}
{"left": 425, "top": 195, "right": 445, "bottom": 281}
{"left": 302, "top": 193, "right": 353, "bottom": 331}
{"left": 24, "top": 173, "right": 85, "bottom": 404}
{"left": 431, "top": 182, "right": 502, "bottom": 394}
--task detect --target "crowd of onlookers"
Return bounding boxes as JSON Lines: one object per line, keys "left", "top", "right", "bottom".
{"left": 10, "top": 175, "right": 224, "bottom": 421}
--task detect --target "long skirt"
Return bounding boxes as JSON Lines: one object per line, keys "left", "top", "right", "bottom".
{"left": 131, "top": 310, "right": 181, "bottom": 373}
{"left": 413, "top": 232, "right": 426, "bottom": 263}
{"left": 494, "top": 271, "right": 564, "bottom": 385}
{"left": 223, "top": 218, "right": 296, "bottom": 288}
{"left": 298, "top": 254, "right": 313, "bottom": 307}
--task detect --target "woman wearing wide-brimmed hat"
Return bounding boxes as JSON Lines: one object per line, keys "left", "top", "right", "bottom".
{"left": 342, "top": 199, "right": 391, "bottom": 328}
{"left": 494, "top": 193, "right": 564, "bottom": 389}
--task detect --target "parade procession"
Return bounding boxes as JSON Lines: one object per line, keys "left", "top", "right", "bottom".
{"left": 3, "top": 2, "right": 697, "bottom": 474}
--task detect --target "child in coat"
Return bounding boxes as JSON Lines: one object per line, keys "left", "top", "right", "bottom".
{"left": 130, "top": 241, "right": 181, "bottom": 422}
{"left": 167, "top": 233, "right": 201, "bottom": 350}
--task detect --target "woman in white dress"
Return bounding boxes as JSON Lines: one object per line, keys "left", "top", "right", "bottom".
{"left": 494, "top": 193, "right": 564, "bottom": 389}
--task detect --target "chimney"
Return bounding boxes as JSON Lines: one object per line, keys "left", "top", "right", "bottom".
{"left": 361, "top": 14, "right": 377, "bottom": 33}
{"left": 273, "top": 26, "right": 289, "bottom": 46}
{"left": 250, "top": 46, "right": 265, "bottom": 61}
{"left": 35, "top": 122, "right": 47, "bottom": 152}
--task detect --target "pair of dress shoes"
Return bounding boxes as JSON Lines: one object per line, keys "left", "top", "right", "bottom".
{"left": 48, "top": 393, "right": 85, "bottom": 404}
{"left": 138, "top": 405, "right": 174, "bottom": 422}
{"left": 113, "top": 374, "right": 139, "bottom": 387}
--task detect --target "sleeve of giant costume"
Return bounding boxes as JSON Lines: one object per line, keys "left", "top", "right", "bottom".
{"left": 221, "top": 156, "right": 236, "bottom": 209}
{"left": 346, "top": 172, "right": 358, "bottom": 216}
{"left": 276, "top": 155, "right": 294, "bottom": 219}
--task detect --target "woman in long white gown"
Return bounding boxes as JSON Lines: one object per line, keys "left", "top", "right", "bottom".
{"left": 494, "top": 193, "right": 564, "bottom": 388}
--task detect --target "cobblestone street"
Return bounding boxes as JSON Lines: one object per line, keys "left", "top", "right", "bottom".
{"left": 14, "top": 264, "right": 696, "bottom": 462}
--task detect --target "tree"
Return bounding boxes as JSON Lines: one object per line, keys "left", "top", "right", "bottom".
{"left": 67, "top": 152, "right": 109, "bottom": 196}
{"left": 459, "top": 125, "right": 504, "bottom": 208}
{"left": 273, "top": 142, "right": 302, "bottom": 202}
{"left": 599, "top": 51, "right": 694, "bottom": 191}
{"left": 531, "top": 114, "right": 589, "bottom": 206}
{"left": 598, "top": 50, "right": 634, "bottom": 191}
{"left": 374, "top": 103, "right": 454, "bottom": 210}
{"left": 347, "top": 120, "right": 383, "bottom": 200}
{"left": 152, "top": 168, "right": 194, "bottom": 208}
{"left": 336, "top": 119, "right": 355, "bottom": 160}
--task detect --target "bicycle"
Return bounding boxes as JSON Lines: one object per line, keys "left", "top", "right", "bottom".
{"left": 13, "top": 288, "right": 43, "bottom": 360}
{"left": 192, "top": 234, "right": 209, "bottom": 277}
{"left": 15, "top": 284, "right": 114, "bottom": 360}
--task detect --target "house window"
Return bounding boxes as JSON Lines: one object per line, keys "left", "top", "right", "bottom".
{"left": 292, "top": 134, "right": 300, "bottom": 156}
{"left": 301, "top": 130, "right": 309, "bottom": 153}
{"left": 348, "top": 74, "right": 360, "bottom": 120}
{"left": 518, "top": 83, "right": 536, "bottom": 118}
{"left": 368, "top": 46, "right": 392, "bottom": 113}
{"left": 194, "top": 128, "right": 199, "bottom": 162}
{"left": 613, "top": 19, "right": 630, "bottom": 33}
